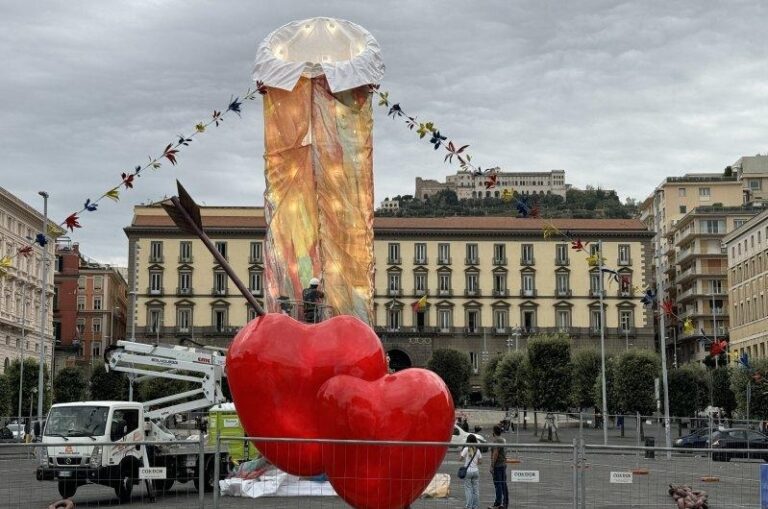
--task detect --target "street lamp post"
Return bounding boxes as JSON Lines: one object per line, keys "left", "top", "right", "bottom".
{"left": 653, "top": 192, "right": 673, "bottom": 458}
{"left": 711, "top": 293, "right": 719, "bottom": 368}
{"left": 597, "top": 240, "right": 608, "bottom": 446}
{"left": 36, "top": 191, "right": 49, "bottom": 424}
{"left": 17, "top": 285, "right": 27, "bottom": 422}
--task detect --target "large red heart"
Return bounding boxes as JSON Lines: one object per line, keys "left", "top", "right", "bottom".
{"left": 226, "top": 313, "right": 387, "bottom": 475}
{"left": 317, "top": 369, "right": 455, "bottom": 509}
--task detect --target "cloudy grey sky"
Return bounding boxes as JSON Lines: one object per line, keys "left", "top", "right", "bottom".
{"left": 2, "top": 0, "right": 767, "bottom": 266}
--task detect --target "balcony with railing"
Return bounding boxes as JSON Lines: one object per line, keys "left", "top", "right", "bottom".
{"left": 147, "top": 286, "right": 164, "bottom": 296}
{"left": 492, "top": 289, "right": 508, "bottom": 297}
{"left": 437, "top": 257, "right": 452, "bottom": 265}
{"left": 211, "top": 287, "right": 228, "bottom": 296}
{"left": 413, "top": 257, "right": 428, "bottom": 265}
{"left": 176, "top": 287, "right": 193, "bottom": 296}
{"left": 555, "top": 257, "right": 569, "bottom": 267}
{"left": 465, "top": 257, "right": 480, "bottom": 265}
{"left": 555, "top": 288, "right": 572, "bottom": 297}
{"left": 464, "top": 289, "right": 481, "bottom": 297}
{"left": 492, "top": 257, "right": 507, "bottom": 266}
{"left": 520, "top": 257, "right": 535, "bottom": 266}
{"left": 519, "top": 289, "right": 537, "bottom": 298}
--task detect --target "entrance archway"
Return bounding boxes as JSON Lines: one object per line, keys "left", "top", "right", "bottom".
{"left": 387, "top": 349, "right": 412, "bottom": 372}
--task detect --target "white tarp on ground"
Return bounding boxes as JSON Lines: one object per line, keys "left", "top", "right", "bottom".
{"left": 220, "top": 469, "right": 451, "bottom": 499}
{"left": 219, "top": 469, "right": 337, "bottom": 498}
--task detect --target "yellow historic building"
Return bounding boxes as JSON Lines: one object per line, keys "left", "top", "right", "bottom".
{"left": 125, "top": 205, "right": 654, "bottom": 398}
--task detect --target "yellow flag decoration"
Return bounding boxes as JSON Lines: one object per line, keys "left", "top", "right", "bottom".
{"left": 412, "top": 294, "right": 427, "bottom": 311}
{"left": 543, "top": 224, "right": 558, "bottom": 239}
{"left": 105, "top": 188, "right": 120, "bottom": 201}
{"left": 683, "top": 318, "right": 695, "bottom": 335}
{"left": 0, "top": 256, "right": 12, "bottom": 276}
{"left": 587, "top": 254, "right": 605, "bottom": 267}
{"left": 727, "top": 349, "right": 740, "bottom": 364}
{"left": 501, "top": 188, "right": 514, "bottom": 203}
{"left": 47, "top": 223, "right": 64, "bottom": 239}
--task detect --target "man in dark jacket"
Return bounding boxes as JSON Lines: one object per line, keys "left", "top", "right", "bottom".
{"left": 302, "top": 277, "right": 325, "bottom": 323}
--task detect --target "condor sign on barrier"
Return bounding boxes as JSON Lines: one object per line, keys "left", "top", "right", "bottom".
{"left": 510, "top": 470, "right": 540, "bottom": 483}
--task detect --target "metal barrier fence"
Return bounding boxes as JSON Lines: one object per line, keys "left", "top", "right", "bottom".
{"left": 1, "top": 433, "right": 764, "bottom": 508}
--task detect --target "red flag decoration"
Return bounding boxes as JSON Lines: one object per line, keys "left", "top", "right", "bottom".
{"left": 660, "top": 299, "right": 675, "bottom": 316}
{"left": 710, "top": 339, "right": 727, "bottom": 357}
{"left": 64, "top": 213, "right": 81, "bottom": 231}
{"left": 571, "top": 239, "right": 588, "bottom": 252}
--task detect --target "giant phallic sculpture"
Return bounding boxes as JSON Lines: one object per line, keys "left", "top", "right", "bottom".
{"left": 227, "top": 18, "right": 455, "bottom": 509}
{"left": 253, "top": 17, "right": 385, "bottom": 324}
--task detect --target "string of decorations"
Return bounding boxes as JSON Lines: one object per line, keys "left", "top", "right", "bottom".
{"left": 0, "top": 84, "right": 268, "bottom": 279}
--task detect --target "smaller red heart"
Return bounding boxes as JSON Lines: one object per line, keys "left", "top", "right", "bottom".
{"left": 317, "top": 369, "right": 454, "bottom": 509}
{"left": 227, "top": 313, "right": 387, "bottom": 476}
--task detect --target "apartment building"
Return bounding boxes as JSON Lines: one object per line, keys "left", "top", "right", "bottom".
{"left": 724, "top": 208, "right": 768, "bottom": 361}
{"left": 671, "top": 206, "right": 760, "bottom": 364}
{"left": 415, "top": 170, "right": 567, "bottom": 201}
{"left": 0, "top": 187, "right": 57, "bottom": 374}
{"left": 53, "top": 241, "right": 128, "bottom": 368}
{"left": 734, "top": 155, "right": 768, "bottom": 202}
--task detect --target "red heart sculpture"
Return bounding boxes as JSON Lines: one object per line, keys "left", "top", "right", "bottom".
{"left": 317, "top": 369, "right": 455, "bottom": 509}
{"left": 227, "top": 313, "right": 387, "bottom": 476}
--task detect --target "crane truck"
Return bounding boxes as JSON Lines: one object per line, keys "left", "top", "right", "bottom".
{"left": 36, "top": 340, "right": 231, "bottom": 501}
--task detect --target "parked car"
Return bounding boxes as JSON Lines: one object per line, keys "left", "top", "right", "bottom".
{"left": 711, "top": 428, "right": 768, "bottom": 461}
{"left": 451, "top": 425, "right": 488, "bottom": 452}
{"left": 0, "top": 426, "right": 14, "bottom": 441}
{"left": 5, "top": 422, "right": 25, "bottom": 441}
{"left": 673, "top": 428, "right": 712, "bottom": 449}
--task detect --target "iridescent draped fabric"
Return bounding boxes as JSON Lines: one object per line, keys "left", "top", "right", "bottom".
{"left": 262, "top": 76, "right": 374, "bottom": 323}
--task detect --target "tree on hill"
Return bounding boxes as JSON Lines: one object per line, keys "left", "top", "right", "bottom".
{"left": 427, "top": 349, "right": 472, "bottom": 406}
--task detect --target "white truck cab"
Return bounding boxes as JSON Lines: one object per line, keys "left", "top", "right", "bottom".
{"left": 37, "top": 401, "right": 146, "bottom": 501}
{"left": 36, "top": 340, "right": 230, "bottom": 502}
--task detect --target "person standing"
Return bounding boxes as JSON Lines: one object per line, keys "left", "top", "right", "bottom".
{"left": 490, "top": 425, "right": 509, "bottom": 509}
{"left": 302, "top": 277, "right": 325, "bottom": 323}
{"left": 460, "top": 434, "right": 482, "bottom": 509}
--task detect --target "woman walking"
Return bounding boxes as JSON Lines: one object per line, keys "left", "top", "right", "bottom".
{"left": 460, "top": 434, "right": 482, "bottom": 509}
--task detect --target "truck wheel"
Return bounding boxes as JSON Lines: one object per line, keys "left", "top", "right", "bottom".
{"left": 114, "top": 463, "right": 134, "bottom": 502}
{"left": 58, "top": 480, "right": 78, "bottom": 498}
{"left": 193, "top": 459, "right": 214, "bottom": 493}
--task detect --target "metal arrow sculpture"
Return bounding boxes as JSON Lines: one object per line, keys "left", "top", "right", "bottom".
{"left": 161, "top": 180, "right": 265, "bottom": 316}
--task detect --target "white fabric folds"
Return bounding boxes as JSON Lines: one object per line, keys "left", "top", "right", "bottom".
{"left": 252, "top": 17, "right": 385, "bottom": 93}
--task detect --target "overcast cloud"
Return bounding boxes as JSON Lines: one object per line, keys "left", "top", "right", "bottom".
{"left": 1, "top": 0, "right": 766, "bottom": 266}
